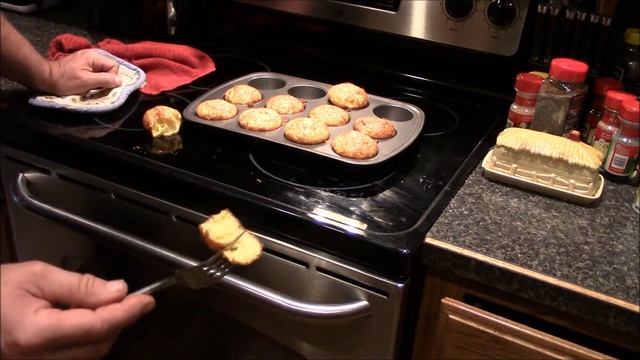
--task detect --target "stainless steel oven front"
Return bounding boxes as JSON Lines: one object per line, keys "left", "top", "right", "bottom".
{"left": 1, "top": 146, "right": 408, "bottom": 359}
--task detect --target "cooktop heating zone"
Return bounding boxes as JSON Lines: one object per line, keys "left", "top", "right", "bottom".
{"left": 15, "top": 53, "right": 502, "bottom": 279}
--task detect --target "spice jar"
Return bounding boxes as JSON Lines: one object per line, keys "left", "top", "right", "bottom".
{"left": 581, "top": 77, "right": 623, "bottom": 142}
{"left": 603, "top": 98, "right": 640, "bottom": 177}
{"left": 530, "top": 58, "right": 589, "bottom": 136}
{"left": 566, "top": 130, "right": 581, "bottom": 141}
{"left": 591, "top": 90, "right": 636, "bottom": 159}
{"left": 506, "top": 73, "right": 543, "bottom": 129}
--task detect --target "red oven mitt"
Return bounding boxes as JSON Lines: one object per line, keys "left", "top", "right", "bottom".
{"left": 48, "top": 34, "right": 216, "bottom": 95}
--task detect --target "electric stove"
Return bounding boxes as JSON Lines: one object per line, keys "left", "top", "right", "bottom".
{"left": 1, "top": 2, "right": 537, "bottom": 357}
{"left": 2, "top": 52, "right": 507, "bottom": 280}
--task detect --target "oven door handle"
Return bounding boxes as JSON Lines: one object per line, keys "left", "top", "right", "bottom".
{"left": 11, "top": 172, "right": 371, "bottom": 320}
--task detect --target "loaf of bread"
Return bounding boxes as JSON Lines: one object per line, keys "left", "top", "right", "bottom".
{"left": 142, "top": 105, "right": 182, "bottom": 137}
{"left": 198, "top": 209, "right": 263, "bottom": 265}
{"left": 490, "top": 128, "right": 603, "bottom": 196}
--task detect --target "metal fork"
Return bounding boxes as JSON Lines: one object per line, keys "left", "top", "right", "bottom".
{"left": 132, "top": 231, "right": 244, "bottom": 295}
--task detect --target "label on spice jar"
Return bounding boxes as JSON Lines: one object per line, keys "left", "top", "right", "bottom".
{"left": 593, "top": 139, "right": 612, "bottom": 159}
{"left": 506, "top": 110, "right": 532, "bottom": 128}
{"left": 593, "top": 127, "right": 616, "bottom": 158}
{"left": 514, "top": 95, "right": 537, "bottom": 107}
{"left": 604, "top": 142, "right": 640, "bottom": 175}
{"left": 583, "top": 111, "right": 600, "bottom": 143}
{"left": 585, "top": 127, "right": 597, "bottom": 145}
{"left": 530, "top": 94, "right": 570, "bottom": 135}
{"left": 562, "top": 94, "right": 586, "bottom": 134}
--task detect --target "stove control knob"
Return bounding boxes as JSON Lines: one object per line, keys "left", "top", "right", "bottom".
{"left": 486, "top": 0, "right": 518, "bottom": 28}
{"left": 443, "top": 0, "right": 475, "bottom": 21}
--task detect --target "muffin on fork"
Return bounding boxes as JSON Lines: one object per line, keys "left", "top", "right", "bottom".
{"left": 198, "top": 209, "right": 263, "bottom": 265}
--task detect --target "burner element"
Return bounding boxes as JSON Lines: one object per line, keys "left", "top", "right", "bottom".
{"left": 249, "top": 143, "right": 418, "bottom": 197}
{"left": 392, "top": 97, "right": 460, "bottom": 136}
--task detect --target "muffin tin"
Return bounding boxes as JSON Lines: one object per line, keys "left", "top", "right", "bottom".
{"left": 183, "top": 72, "right": 425, "bottom": 165}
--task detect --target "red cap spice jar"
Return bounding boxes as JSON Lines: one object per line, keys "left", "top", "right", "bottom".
{"left": 594, "top": 78, "right": 624, "bottom": 107}
{"left": 548, "top": 58, "right": 589, "bottom": 82}
{"left": 530, "top": 58, "right": 589, "bottom": 136}
{"left": 581, "top": 77, "right": 624, "bottom": 142}
{"left": 566, "top": 130, "right": 582, "bottom": 141}
{"left": 603, "top": 98, "right": 640, "bottom": 177}
{"left": 591, "top": 90, "right": 636, "bottom": 159}
{"left": 506, "top": 73, "right": 543, "bottom": 129}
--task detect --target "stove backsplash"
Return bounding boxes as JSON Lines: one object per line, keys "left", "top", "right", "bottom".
{"left": 527, "top": 0, "right": 640, "bottom": 83}
{"left": 171, "top": 1, "right": 534, "bottom": 96}
{"left": 86, "top": 0, "right": 637, "bottom": 97}
{"left": 235, "top": 0, "right": 531, "bottom": 57}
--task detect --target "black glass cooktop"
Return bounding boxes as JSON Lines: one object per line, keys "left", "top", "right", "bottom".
{"left": 6, "top": 54, "right": 506, "bottom": 278}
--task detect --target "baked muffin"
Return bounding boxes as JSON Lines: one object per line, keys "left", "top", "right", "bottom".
{"left": 199, "top": 209, "right": 263, "bottom": 266}
{"left": 238, "top": 108, "right": 283, "bottom": 132}
{"left": 142, "top": 105, "right": 182, "bottom": 137}
{"left": 328, "top": 82, "right": 368, "bottom": 110}
{"left": 331, "top": 130, "right": 378, "bottom": 159}
{"left": 223, "top": 84, "right": 262, "bottom": 106}
{"left": 266, "top": 95, "right": 305, "bottom": 115}
{"left": 196, "top": 99, "right": 238, "bottom": 120}
{"left": 309, "top": 104, "right": 350, "bottom": 126}
{"left": 353, "top": 116, "right": 397, "bottom": 139}
{"left": 284, "top": 117, "right": 330, "bottom": 145}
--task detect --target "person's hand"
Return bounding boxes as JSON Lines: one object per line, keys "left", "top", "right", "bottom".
{"left": 43, "top": 49, "right": 123, "bottom": 96}
{"left": 0, "top": 261, "right": 155, "bottom": 359}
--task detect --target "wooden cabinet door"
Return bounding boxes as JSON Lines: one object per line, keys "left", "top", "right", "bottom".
{"left": 430, "top": 298, "right": 612, "bottom": 359}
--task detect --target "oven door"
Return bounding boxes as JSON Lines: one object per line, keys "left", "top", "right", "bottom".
{"left": 1, "top": 146, "right": 407, "bottom": 359}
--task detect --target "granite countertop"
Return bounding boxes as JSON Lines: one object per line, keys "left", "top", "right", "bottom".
{"left": 425, "top": 163, "right": 640, "bottom": 333}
